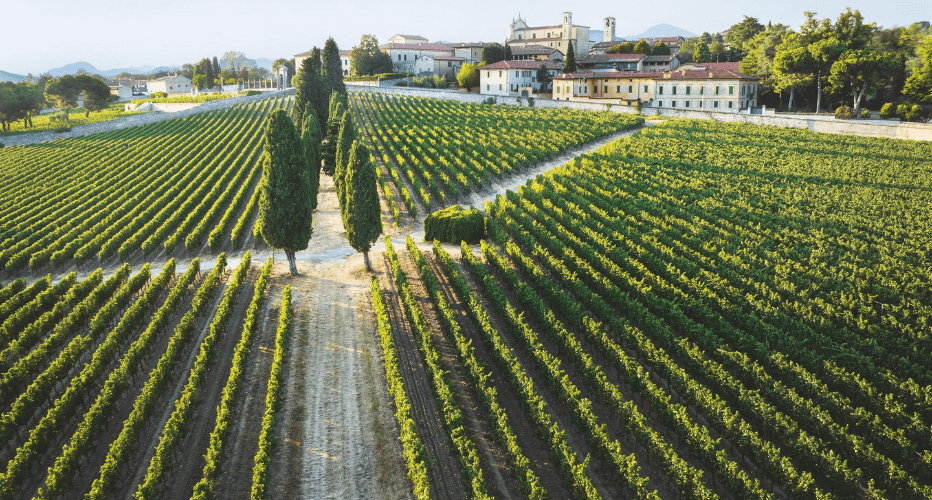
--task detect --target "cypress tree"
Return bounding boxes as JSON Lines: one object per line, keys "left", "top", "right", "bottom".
{"left": 334, "top": 110, "right": 356, "bottom": 210}
{"left": 301, "top": 110, "right": 321, "bottom": 211}
{"left": 257, "top": 109, "right": 313, "bottom": 276}
{"left": 292, "top": 55, "right": 320, "bottom": 132}
{"left": 212, "top": 57, "right": 221, "bottom": 82}
{"left": 322, "top": 37, "right": 346, "bottom": 95}
{"left": 321, "top": 92, "right": 347, "bottom": 176}
{"left": 342, "top": 140, "right": 382, "bottom": 270}
{"left": 565, "top": 40, "right": 576, "bottom": 73}
{"left": 205, "top": 58, "right": 215, "bottom": 89}
{"left": 306, "top": 47, "right": 328, "bottom": 134}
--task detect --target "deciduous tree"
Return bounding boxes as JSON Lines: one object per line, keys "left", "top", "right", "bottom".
{"left": 632, "top": 40, "right": 651, "bottom": 55}
{"left": 456, "top": 63, "right": 479, "bottom": 91}
{"left": 350, "top": 35, "right": 393, "bottom": 76}
{"left": 829, "top": 49, "right": 896, "bottom": 116}
{"left": 904, "top": 36, "right": 932, "bottom": 103}
{"left": 608, "top": 42, "right": 634, "bottom": 54}
{"left": 536, "top": 64, "right": 552, "bottom": 93}
{"left": 257, "top": 109, "right": 313, "bottom": 276}
{"left": 651, "top": 42, "right": 671, "bottom": 56}
{"left": 342, "top": 141, "right": 382, "bottom": 270}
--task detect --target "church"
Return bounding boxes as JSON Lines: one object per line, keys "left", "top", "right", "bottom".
{"left": 507, "top": 12, "right": 614, "bottom": 57}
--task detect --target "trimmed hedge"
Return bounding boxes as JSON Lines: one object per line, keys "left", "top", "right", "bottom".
{"left": 423, "top": 205, "right": 484, "bottom": 244}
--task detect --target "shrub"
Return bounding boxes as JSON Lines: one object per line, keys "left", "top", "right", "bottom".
{"left": 240, "top": 90, "right": 262, "bottom": 96}
{"left": 834, "top": 105, "right": 854, "bottom": 120}
{"left": 860, "top": 108, "right": 870, "bottom": 118}
{"left": 880, "top": 103, "right": 895, "bottom": 119}
{"left": 148, "top": 91, "right": 168, "bottom": 98}
{"left": 484, "top": 97, "right": 495, "bottom": 105}
{"left": 904, "top": 104, "right": 923, "bottom": 122}
{"left": 896, "top": 103, "right": 910, "bottom": 119}
{"left": 527, "top": 97, "right": 535, "bottom": 108}
{"left": 424, "top": 205, "right": 485, "bottom": 244}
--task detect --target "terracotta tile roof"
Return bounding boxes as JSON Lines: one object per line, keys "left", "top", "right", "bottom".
{"left": 554, "top": 69, "right": 757, "bottom": 81}
{"left": 339, "top": 50, "right": 351, "bottom": 56}
{"left": 380, "top": 42, "right": 453, "bottom": 52}
{"left": 395, "top": 34, "right": 428, "bottom": 40}
{"left": 514, "top": 24, "right": 563, "bottom": 30}
{"left": 643, "top": 55, "right": 677, "bottom": 62}
{"left": 553, "top": 72, "right": 598, "bottom": 80}
{"left": 432, "top": 56, "right": 465, "bottom": 61}
{"left": 294, "top": 50, "right": 314, "bottom": 57}
{"left": 479, "top": 60, "right": 563, "bottom": 70}
{"left": 578, "top": 53, "right": 646, "bottom": 63}
{"left": 509, "top": 37, "right": 563, "bottom": 43}
{"left": 512, "top": 44, "right": 559, "bottom": 54}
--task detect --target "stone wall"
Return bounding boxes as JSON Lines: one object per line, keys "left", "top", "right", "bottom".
{"left": 1, "top": 89, "right": 296, "bottom": 148}
{"left": 347, "top": 84, "right": 932, "bottom": 141}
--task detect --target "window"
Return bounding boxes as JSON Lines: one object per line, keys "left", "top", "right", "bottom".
{"left": 499, "top": 84, "right": 502, "bottom": 90}
{"left": 686, "top": 86, "right": 691, "bottom": 95}
{"left": 715, "top": 85, "right": 720, "bottom": 95}
{"left": 672, "top": 101, "right": 677, "bottom": 107}
{"left": 685, "top": 101, "right": 690, "bottom": 108}
{"left": 448, "top": 62, "right": 451, "bottom": 67}
{"left": 698, "top": 101, "right": 703, "bottom": 108}
{"left": 398, "top": 55, "right": 401, "bottom": 61}
{"left": 672, "top": 86, "right": 677, "bottom": 95}
{"left": 644, "top": 85, "right": 648, "bottom": 92}
{"left": 487, "top": 84, "right": 489, "bottom": 90}
{"left": 728, "top": 101, "right": 733, "bottom": 108}
{"left": 516, "top": 71, "right": 519, "bottom": 78}
{"left": 658, "top": 101, "right": 663, "bottom": 107}
{"left": 557, "top": 86, "right": 561, "bottom": 94}
{"left": 729, "top": 86, "right": 734, "bottom": 95}
{"left": 499, "top": 71, "right": 502, "bottom": 77}
{"left": 616, "top": 85, "right": 620, "bottom": 92}
{"left": 628, "top": 85, "right": 633, "bottom": 93}
{"left": 659, "top": 86, "right": 664, "bottom": 95}
{"left": 604, "top": 86, "right": 608, "bottom": 93}
{"left": 533, "top": 34, "right": 536, "bottom": 39}
{"left": 713, "top": 101, "right": 719, "bottom": 108}
{"left": 699, "top": 86, "right": 704, "bottom": 95}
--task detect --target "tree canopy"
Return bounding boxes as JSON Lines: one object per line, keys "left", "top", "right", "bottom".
{"left": 727, "top": 16, "right": 766, "bottom": 56}
{"left": 0, "top": 81, "right": 44, "bottom": 132}
{"left": 257, "top": 109, "right": 313, "bottom": 276}
{"left": 350, "top": 35, "right": 394, "bottom": 76}
{"left": 482, "top": 44, "right": 507, "bottom": 65}
{"left": 334, "top": 110, "right": 356, "bottom": 209}
{"left": 43, "top": 75, "right": 83, "bottom": 120}
{"left": 632, "top": 40, "right": 651, "bottom": 55}
{"left": 457, "top": 63, "right": 479, "bottom": 91}
{"left": 651, "top": 42, "right": 671, "bottom": 56}
{"left": 77, "top": 75, "right": 111, "bottom": 117}
{"left": 608, "top": 42, "right": 634, "bottom": 54}
{"left": 536, "top": 64, "right": 552, "bottom": 93}
{"left": 300, "top": 110, "right": 321, "bottom": 211}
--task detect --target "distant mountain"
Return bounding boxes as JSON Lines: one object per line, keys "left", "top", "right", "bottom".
{"left": 0, "top": 70, "right": 28, "bottom": 82}
{"left": 623, "top": 24, "right": 697, "bottom": 40}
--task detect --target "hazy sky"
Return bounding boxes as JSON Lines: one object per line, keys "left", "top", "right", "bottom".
{"left": 2, "top": 0, "right": 931, "bottom": 75}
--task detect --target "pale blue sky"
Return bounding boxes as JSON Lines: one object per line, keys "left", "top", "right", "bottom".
{"left": 2, "top": 0, "right": 930, "bottom": 75}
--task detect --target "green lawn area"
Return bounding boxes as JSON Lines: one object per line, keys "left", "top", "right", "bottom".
{"left": 0, "top": 102, "right": 147, "bottom": 137}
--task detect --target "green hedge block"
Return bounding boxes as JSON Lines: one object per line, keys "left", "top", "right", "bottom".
{"left": 424, "top": 205, "right": 485, "bottom": 244}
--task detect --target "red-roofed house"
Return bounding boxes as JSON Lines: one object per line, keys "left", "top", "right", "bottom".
{"left": 552, "top": 68, "right": 759, "bottom": 111}
{"left": 511, "top": 44, "right": 564, "bottom": 62}
{"left": 479, "top": 60, "right": 563, "bottom": 96}
{"left": 388, "top": 34, "right": 429, "bottom": 44}
{"left": 576, "top": 53, "right": 646, "bottom": 72}
{"left": 379, "top": 42, "right": 454, "bottom": 73}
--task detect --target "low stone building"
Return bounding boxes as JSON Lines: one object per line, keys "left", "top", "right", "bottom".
{"left": 479, "top": 60, "right": 563, "bottom": 96}
{"left": 413, "top": 55, "right": 465, "bottom": 78}
{"left": 511, "top": 44, "right": 564, "bottom": 62}
{"left": 552, "top": 67, "right": 759, "bottom": 111}
{"left": 642, "top": 55, "right": 680, "bottom": 73}
{"left": 576, "top": 53, "right": 646, "bottom": 73}
{"left": 379, "top": 42, "right": 454, "bottom": 74}
{"left": 453, "top": 42, "right": 491, "bottom": 64}
{"left": 146, "top": 75, "right": 192, "bottom": 95}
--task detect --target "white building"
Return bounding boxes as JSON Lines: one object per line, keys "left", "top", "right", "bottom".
{"left": 507, "top": 12, "right": 593, "bottom": 57}
{"left": 379, "top": 42, "right": 454, "bottom": 73}
{"left": 146, "top": 75, "right": 192, "bottom": 95}
{"left": 413, "top": 55, "right": 465, "bottom": 78}
{"left": 576, "top": 53, "right": 646, "bottom": 72}
{"left": 453, "top": 42, "right": 491, "bottom": 64}
{"left": 479, "top": 60, "right": 562, "bottom": 96}
{"left": 388, "top": 34, "right": 429, "bottom": 45}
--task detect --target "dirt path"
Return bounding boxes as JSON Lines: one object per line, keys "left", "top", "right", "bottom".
{"left": 269, "top": 173, "right": 410, "bottom": 500}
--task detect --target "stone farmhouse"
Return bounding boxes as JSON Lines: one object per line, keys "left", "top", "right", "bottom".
{"left": 146, "top": 75, "right": 191, "bottom": 95}
{"left": 511, "top": 45, "right": 564, "bottom": 62}
{"left": 293, "top": 50, "right": 351, "bottom": 76}
{"left": 379, "top": 36, "right": 454, "bottom": 74}
{"left": 453, "top": 42, "right": 492, "bottom": 64}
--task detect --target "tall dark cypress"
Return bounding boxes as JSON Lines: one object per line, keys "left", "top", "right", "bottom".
{"left": 212, "top": 56, "right": 221, "bottom": 82}
{"left": 301, "top": 110, "right": 321, "bottom": 211}
{"left": 292, "top": 55, "right": 320, "bottom": 132}
{"left": 343, "top": 140, "right": 382, "bottom": 270}
{"left": 334, "top": 110, "right": 356, "bottom": 210}
{"left": 257, "top": 109, "right": 313, "bottom": 276}
{"left": 565, "top": 40, "right": 576, "bottom": 73}
{"left": 322, "top": 37, "right": 346, "bottom": 95}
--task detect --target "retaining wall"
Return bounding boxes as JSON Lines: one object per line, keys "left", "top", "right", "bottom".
{"left": 1, "top": 89, "right": 296, "bottom": 147}
{"left": 347, "top": 85, "right": 932, "bottom": 142}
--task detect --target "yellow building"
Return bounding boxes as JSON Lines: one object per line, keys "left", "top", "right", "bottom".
{"left": 553, "top": 68, "right": 759, "bottom": 111}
